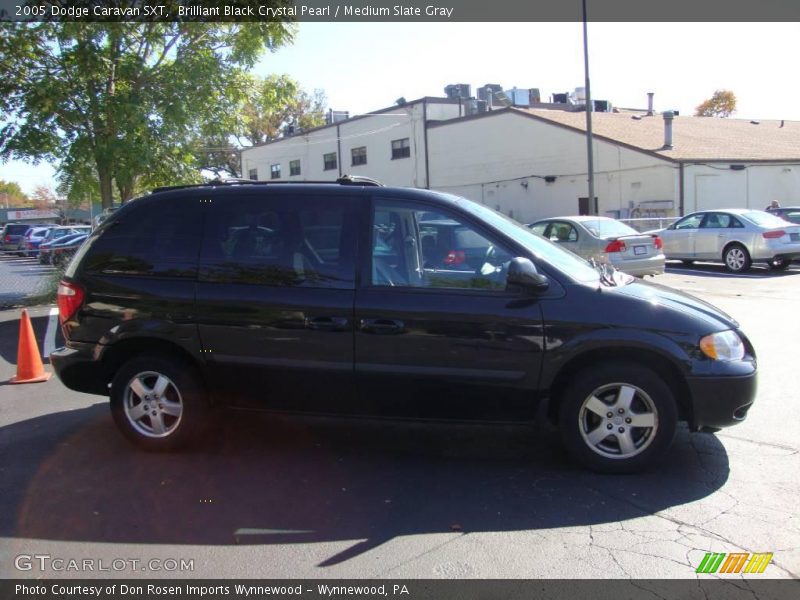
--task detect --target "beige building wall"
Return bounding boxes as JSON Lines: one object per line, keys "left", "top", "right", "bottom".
{"left": 428, "top": 111, "right": 676, "bottom": 224}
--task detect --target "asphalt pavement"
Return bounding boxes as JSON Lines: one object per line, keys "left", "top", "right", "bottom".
{"left": 0, "top": 261, "right": 798, "bottom": 581}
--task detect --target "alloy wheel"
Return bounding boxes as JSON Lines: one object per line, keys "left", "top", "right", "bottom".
{"left": 578, "top": 383, "right": 659, "bottom": 459}
{"left": 123, "top": 371, "right": 183, "bottom": 438}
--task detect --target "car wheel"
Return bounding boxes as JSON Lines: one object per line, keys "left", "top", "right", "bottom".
{"left": 558, "top": 362, "right": 677, "bottom": 473}
{"left": 110, "top": 354, "right": 209, "bottom": 451}
{"left": 769, "top": 258, "right": 791, "bottom": 271}
{"left": 723, "top": 244, "right": 751, "bottom": 273}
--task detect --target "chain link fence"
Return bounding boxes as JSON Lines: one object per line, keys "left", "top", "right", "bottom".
{"left": 0, "top": 251, "right": 66, "bottom": 310}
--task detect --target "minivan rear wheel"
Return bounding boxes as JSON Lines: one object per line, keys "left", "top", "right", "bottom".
{"left": 558, "top": 362, "right": 677, "bottom": 473}
{"left": 110, "top": 354, "right": 209, "bottom": 451}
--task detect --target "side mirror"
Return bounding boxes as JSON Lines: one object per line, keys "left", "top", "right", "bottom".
{"left": 507, "top": 257, "right": 549, "bottom": 293}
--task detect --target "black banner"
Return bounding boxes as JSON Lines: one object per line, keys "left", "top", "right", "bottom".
{"left": 4, "top": 579, "right": 800, "bottom": 600}
{"left": 2, "top": 0, "right": 800, "bottom": 22}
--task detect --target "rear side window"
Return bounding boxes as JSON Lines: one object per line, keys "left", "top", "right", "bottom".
{"left": 78, "top": 197, "right": 203, "bottom": 278}
{"left": 199, "top": 194, "right": 357, "bottom": 289}
{"left": 4, "top": 224, "right": 31, "bottom": 236}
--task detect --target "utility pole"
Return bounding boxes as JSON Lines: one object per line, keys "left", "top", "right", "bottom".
{"left": 582, "top": 0, "right": 596, "bottom": 214}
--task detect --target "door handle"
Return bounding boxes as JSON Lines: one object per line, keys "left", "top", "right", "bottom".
{"left": 359, "top": 318, "right": 405, "bottom": 334}
{"left": 304, "top": 316, "right": 350, "bottom": 331}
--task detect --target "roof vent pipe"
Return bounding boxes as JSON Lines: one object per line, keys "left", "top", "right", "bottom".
{"left": 663, "top": 111, "right": 674, "bottom": 149}
{"left": 647, "top": 92, "right": 654, "bottom": 116}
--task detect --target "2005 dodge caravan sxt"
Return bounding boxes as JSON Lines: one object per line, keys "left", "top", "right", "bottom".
{"left": 51, "top": 179, "right": 757, "bottom": 472}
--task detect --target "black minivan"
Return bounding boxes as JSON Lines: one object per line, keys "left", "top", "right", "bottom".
{"left": 51, "top": 179, "right": 757, "bottom": 472}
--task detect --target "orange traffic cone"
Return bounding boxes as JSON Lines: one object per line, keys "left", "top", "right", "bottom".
{"left": 9, "top": 309, "right": 52, "bottom": 384}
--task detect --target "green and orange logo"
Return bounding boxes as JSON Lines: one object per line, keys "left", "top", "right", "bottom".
{"left": 696, "top": 552, "right": 773, "bottom": 574}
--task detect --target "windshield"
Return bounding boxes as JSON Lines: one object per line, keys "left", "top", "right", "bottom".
{"left": 452, "top": 196, "right": 600, "bottom": 282}
{"left": 742, "top": 211, "right": 794, "bottom": 229}
{"left": 582, "top": 219, "right": 639, "bottom": 238}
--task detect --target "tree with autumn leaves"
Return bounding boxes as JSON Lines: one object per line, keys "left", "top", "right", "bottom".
{"left": 0, "top": 7, "right": 323, "bottom": 209}
{"left": 695, "top": 90, "right": 737, "bottom": 117}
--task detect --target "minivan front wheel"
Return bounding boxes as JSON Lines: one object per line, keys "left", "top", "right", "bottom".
{"left": 558, "top": 363, "right": 677, "bottom": 473}
{"left": 110, "top": 354, "right": 208, "bottom": 451}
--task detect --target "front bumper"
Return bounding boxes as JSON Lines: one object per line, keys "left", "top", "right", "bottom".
{"left": 50, "top": 342, "right": 109, "bottom": 396}
{"left": 686, "top": 369, "right": 757, "bottom": 431}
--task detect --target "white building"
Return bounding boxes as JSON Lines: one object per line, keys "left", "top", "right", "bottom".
{"left": 240, "top": 97, "right": 800, "bottom": 224}
{"left": 240, "top": 97, "right": 465, "bottom": 188}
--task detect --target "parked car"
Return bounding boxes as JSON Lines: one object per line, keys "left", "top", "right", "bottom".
{"left": 2, "top": 223, "right": 38, "bottom": 253}
{"left": 40, "top": 232, "right": 88, "bottom": 265}
{"left": 20, "top": 226, "right": 55, "bottom": 257}
{"left": 38, "top": 226, "right": 92, "bottom": 264}
{"left": 528, "top": 216, "right": 665, "bottom": 277}
{"left": 51, "top": 180, "right": 757, "bottom": 473}
{"left": 50, "top": 233, "right": 89, "bottom": 266}
{"left": 653, "top": 209, "right": 800, "bottom": 272}
{"left": 766, "top": 206, "right": 800, "bottom": 225}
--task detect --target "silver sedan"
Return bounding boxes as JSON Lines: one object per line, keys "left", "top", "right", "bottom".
{"left": 528, "top": 216, "right": 665, "bottom": 277}
{"left": 653, "top": 209, "right": 800, "bottom": 273}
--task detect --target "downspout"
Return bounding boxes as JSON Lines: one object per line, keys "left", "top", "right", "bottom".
{"left": 336, "top": 123, "right": 342, "bottom": 177}
{"left": 679, "top": 162, "right": 685, "bottom": 216}
{"left": 423, "top": 99, "right": 431, "bottom": 189}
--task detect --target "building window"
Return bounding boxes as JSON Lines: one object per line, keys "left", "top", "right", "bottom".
{"left": 323, "top": 152, "right": 337, "bottom": 171}
{"left": 391, "top": 138, "right": 411, "bottom": 159}
{"left": 351, "top": 146, "right": 367, "bottom": 166}
{"left": 248, "top": 168, "right": 258, "bottom": 181}
{"left": 270, "top": 164, "right": 281, "bottom": 180}
{"left": 289, "top": 160, "right": 301, "bottom": 176}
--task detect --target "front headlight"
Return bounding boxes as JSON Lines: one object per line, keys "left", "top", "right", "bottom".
{"left": 699, "top": 330, "right": 745, "bottom": 361}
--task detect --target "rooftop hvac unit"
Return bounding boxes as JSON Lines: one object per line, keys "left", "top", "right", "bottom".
{"left": 552, "top": 92, "right": 568, "bottom": 104}
{"left": 529, "top": 88, "right": 541, "bottom": 104}
{"left": 593, "top": 100, "right": 610, "bottom": 112}
{"left": 477, "top": 84, "right": 503, "bottom": 102}
{"left": 444, "top": 83, "right": 471, "bottom": 99}
{"left": 504, "top": 87, "right": 531, "bottom": 107}
{"left": 477, "top": 99, "right": 488, "bottom": 113}
{"left": 492, "top": 91, "right": 512, "bottom": 107}
{"left": 464, "top": 98, "right": 479, "bottom": 116}
{"left": 326, "top": 110, "right": 350, "bottom": 125}
{"left": 573, "top": 87, "right": 586, "bottom": 102}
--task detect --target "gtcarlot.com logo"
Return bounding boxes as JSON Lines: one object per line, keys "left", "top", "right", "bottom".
{"left": 696, "top": 552, "right": 773, "bottom": 574}
{"left": 14, "top": 554, "right": 194, "bottom": 573}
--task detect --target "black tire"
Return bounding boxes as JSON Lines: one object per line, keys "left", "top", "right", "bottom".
{"left": 558, "top": 362, "right": 678, "bottom": 473}
{"left": 110, "top": 353, "right": 209, "bottom": 451}
{"left": 769, "top": 258, "right": 791, "bottom": 271}
{"left": 723, "top": 244, "right": 751, "bottom": 273}
{"left": 681, "top": 260, "right": 695, "bottom": 266}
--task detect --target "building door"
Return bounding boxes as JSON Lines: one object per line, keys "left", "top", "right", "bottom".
{"left": 578, "top": 196, "right": 598, "bottom": 216}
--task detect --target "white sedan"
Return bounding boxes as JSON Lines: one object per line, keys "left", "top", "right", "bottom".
{"left": 652, "top": 209, "right": 800, "bottom": 273}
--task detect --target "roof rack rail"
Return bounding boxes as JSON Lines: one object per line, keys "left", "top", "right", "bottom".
{"left": 336, "top": 175, "right": 383, "bottom": 186}
{"left": 151, "top": 175, "right": 383, "bottom": 194}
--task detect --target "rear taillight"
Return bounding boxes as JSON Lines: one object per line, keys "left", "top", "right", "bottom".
{"left": 653, "top": 236, "right": 663, "bottom": 250}
{"left": 443, "top": 250, "right": 466, "bottom": 266}
{"left": 604, "top": 239, "right": 627, "bottom": 253}
{"left": 57, "top": 280, "right": 84, "bottom": 324}
{"left": 4, "top": 235, "right": 10, "bottom": 242}
{"left": 763, "top": 230, "right": 785, "bottom": 239}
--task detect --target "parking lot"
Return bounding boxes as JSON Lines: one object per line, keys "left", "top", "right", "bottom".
{"left": 0, "top": 255, "right": 798, "bottom": 580}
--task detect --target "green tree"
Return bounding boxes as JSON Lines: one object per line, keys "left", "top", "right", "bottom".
{"left": 196, "top": 74, "right": 327, "bottom": 177}
{"left": 0, "top": 179, "right": 29, "bottom": 207}
{"left": 695, "top": 90, "right": 737, "bottom": 117}
{"left": 238, "top": 74, "right": 327, "bottom": 146}
{"left": 0, "top": 7, "right": 295, "bottom": 208}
